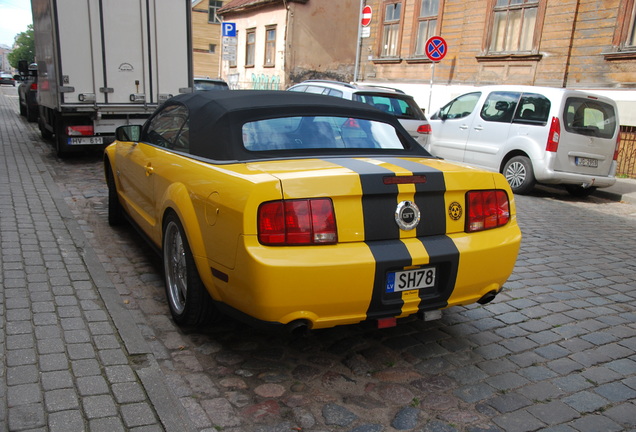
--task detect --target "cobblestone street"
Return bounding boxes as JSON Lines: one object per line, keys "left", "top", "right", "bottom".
{"left": 2, "top": 86, "right": 636, "bottom": 431}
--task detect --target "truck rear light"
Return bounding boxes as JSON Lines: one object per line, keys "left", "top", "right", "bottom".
{"left": 258, "top": 198, "right": 337, "bottom": 245}
{"left": 614, "top": 132, "right": 621, "bottom": 161}
{"left": 546, "top": 116, "right": 560, "bottom": 152}
{"left": 466, "top": 190, "right": 510, "bottom": 233}
{"left": 67, "top": 125, "right": 94, "bottom": 136}
{"left": 29, "top": 83, "right": 38, "bottom": 91}
{"left": 417, "top": 124, "right": 432, "bottom": 134}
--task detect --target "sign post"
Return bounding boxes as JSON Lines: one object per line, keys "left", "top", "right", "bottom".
{"left": 424, "top": 36, "right": 448, "bottom": 114}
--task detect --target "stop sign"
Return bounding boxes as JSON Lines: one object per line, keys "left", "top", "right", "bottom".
{"left": 361, "top": 5, "right": 372, "bottom": 27}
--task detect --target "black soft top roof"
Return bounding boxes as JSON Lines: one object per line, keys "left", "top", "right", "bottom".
{"left": 153, "top": 90, "right": 425, "bottom": 161}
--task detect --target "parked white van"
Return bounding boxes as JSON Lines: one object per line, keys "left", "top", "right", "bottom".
{"left": 427, "top": 86, "right": 620, "bottom": 196}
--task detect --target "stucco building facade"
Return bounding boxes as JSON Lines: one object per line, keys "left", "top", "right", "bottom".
{"left": 217, "top": 0, "right": 359, "bottom": 89}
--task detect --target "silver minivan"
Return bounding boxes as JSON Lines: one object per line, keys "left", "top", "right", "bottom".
{"left": 427, "top": 86, "right": 620, "bottom": 196}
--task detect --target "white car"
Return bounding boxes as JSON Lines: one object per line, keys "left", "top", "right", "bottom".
{"left": 427, "top": 86, "right": 620, "bottom": 196}
{"left": 288, "top": 80, "right": 431, "bottom": 148}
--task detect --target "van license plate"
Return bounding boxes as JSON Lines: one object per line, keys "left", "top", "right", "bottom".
{"left": 68, "top": 137, "right": 104, "bottom": 145}
{"left": 575, "top": 157, "right": 598, "bottom": 168}
{"left": 386, "top": 267, "right": 436, "bottom": 293}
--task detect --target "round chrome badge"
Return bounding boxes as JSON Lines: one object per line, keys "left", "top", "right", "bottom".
{"left": 395, "top": 201, "right": 421, "bottom": 231}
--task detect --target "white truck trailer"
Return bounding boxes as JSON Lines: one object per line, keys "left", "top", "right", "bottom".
{"left": 31, "top": 0, "right": 192, "bottom": 156}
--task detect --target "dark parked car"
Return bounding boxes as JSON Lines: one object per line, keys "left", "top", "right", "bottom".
{"left": 0, "top": 72, "right": 16, "bottom": 86}
{"left": 18, "top": 63, "right": 39, "bottom": 122}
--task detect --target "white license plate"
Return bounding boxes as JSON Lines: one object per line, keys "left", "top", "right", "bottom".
{"left": 575, "top": 157, "right": 598, "bottom": 168}
{"left": 386, "top": 267, "right": 436, "bottom": 293}
{"left": 68, "top": 137, "right": 104, "bottom": 145}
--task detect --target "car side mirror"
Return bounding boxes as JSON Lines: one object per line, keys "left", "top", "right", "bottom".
{"left": 116, "top": 125, "right": 142, "bottom": 142}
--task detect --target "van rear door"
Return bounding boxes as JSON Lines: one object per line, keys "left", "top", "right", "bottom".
{"left": 555, "top": 95, "right": 619, "bottom": 177}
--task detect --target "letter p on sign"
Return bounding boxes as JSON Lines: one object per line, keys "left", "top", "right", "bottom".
{"left": 223, "top": 23, "right": 237, "bottom": 37}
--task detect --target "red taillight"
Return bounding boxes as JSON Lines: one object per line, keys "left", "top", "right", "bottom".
{"left": 546, "top": 116, "right": 560, "bottom": 152}
{"left": 258, "top": 198, "right": 337, "bottom": 245}
{"left": 29, "top": 82, "right": 38, "bottom": 91}
{"left": 614, "top": 131, "right": 621, "bottom": 161}
{"left": 466, "top": 190, "right": 510, "bottom": 233}
{"left": 417, "top": 124, "right": 432, "bottom": 134}
{"left": 66, "top": 125, "right": 94, "bottom": 136}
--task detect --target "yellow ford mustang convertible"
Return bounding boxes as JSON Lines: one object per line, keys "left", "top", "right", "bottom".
{"left": 104, "top": 90, "right": 521, "bottom": 331}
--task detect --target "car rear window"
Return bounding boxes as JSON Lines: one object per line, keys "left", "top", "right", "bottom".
{"left": 242, "top": 116, "right": 405, "bottom": 151}
{"left": 353, "top": 94, "right": 425, "bottom": 120}
{"left": 563, "top": 97, "right": 617, "bottom": 139}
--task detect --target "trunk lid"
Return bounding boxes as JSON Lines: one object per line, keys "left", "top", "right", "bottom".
{"left": 247, "top": 156, "right": 502, "bottom": 242}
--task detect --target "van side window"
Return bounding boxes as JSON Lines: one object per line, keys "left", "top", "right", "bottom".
{"left": 563, "top": 98, "right": 617, "bottom": 139}
{"left": 480, "top": 91, "right": 521, "bottom": 123}
{"left": 431, "top": 92, "right": 481, "bottom": 120}
{"left": 512, "top": 93, "right": 551, "bottom": 125}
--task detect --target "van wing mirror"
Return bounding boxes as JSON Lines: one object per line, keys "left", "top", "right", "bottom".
{"left": 116, "top": 125, "right": 142, "bottom": 142}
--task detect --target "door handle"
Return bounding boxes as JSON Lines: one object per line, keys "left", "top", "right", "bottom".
{"left": 473, "top": 125, "right": 484, "bottom": 131}
{"left": 145, "top": 164, "right": 154, "bottom": 176}
{"left": 459, "top": 124, "right": 469, "bottom": 130}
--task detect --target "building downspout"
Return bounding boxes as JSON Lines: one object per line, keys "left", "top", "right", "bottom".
{"left": 354, "top": 0, "right": 364, "bottom": 82}
{"left": 284, "top": 0, "right": 291, "bottom": 87}
{"left": 563, "top": 0, "right": 581, "bottom": 88}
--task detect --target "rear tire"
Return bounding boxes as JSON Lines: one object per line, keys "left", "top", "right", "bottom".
{"left": 163, "top": 213, "right": 218, "bottom": 326}
{"left": 19, "top": 98, "right": 26, "bottom": 116}
{"left": 55, "top": 115, "right": 68, "bottom": 157}
{"left": 565, "top": 185, "right": 597, "bottom": 198}
{"left": 106, "top": 166, "right": 125, "bottom": 226}
{"left": 503, "top": 156, "right": 536, "bottom": 195}
{"left": 39, "top": 113, "right": 53, "bottom": 141}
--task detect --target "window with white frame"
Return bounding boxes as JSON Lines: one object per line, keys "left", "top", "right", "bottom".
{"left": 381, "top": 2, "right": 402, "bottom": 57}
{"left": 488, "top": 0, "right": 538, "bottom": 53}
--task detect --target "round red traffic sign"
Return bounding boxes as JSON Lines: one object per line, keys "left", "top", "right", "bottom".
{"left": 425, "top": 36, "right": 448, "bottom": 62}
{"left": 361, "top": 5, "right": 372, "bottom": 27}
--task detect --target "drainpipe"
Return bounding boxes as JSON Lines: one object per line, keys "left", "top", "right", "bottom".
{"left": 354, "top": 0, "right": 364, "bottom": 82}
{"left": 562, "top": 0, "right": 581, "bottom": 88}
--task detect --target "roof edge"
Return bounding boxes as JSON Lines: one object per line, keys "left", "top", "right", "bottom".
{"left": 218, "top": 0, "right": 308, "bottom": 15}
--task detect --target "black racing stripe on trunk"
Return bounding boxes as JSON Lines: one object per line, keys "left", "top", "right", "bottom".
{"left": 327, "top": 158, "right": 406, "bottom": 319}
{"left": 377, "top": 158, "right": 447, "bottom": 236}
{"left": 329, "top": 158, "right": 399, "bottom": 241}
{"left": 418, "top": 236, "right": 460, "bottom": 310}
{"left": 365, "top": 240, "right": 410, "bottom": 320}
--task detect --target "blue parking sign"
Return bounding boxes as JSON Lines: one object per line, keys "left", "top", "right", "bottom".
{"left": 222, "top": 23, "right": 237, "bottom": 37}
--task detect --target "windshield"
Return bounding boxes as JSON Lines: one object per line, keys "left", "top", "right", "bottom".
{"left": 242, "top": 116, "right": 406, "bottom": 151}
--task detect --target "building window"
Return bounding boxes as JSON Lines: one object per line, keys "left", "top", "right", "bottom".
{"left": 246, "top": 28, "right": 256, "bottom": 67}
{"left": 209, "top": 44, "right": 216, "bottom": 54}
{"left": 628, "top": 2, "right": 636, "bottom": 47}
{"left": 381, "top": 2, "right": 402, "bottom": 57}
{"left": 208, "top": 1, "right": 223, "bottom": 24}
{"left": 414, "top": 0, "right": 441, "bottom": 56}
{"left": 488, "top": 0, "right": 538, "bottom": 53}
{"left": 264, "top": 26, "right": 276, "bottom": 66}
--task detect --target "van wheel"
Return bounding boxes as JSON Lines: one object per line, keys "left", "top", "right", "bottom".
{"left": 503, "top": 156, "right": 536, "bottom": 195}
{"left": 163, "top": 213, "right": 219, "bottom": 326}
{"left": 565, "top": 185, "right": 597, "bottom": 198}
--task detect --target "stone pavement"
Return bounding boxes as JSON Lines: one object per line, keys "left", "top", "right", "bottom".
{"left": 0, "top": 93, "right": 198, "bottom": 430}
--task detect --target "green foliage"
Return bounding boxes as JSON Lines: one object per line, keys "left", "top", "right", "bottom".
{"left": 7, "top": 25, "right": 35, "bottom": 68}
